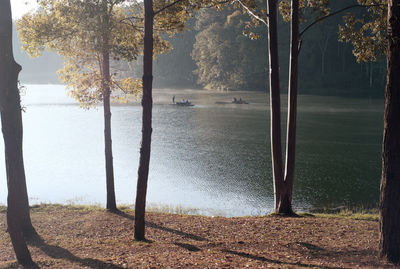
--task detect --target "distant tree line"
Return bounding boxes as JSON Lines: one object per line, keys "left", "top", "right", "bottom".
{"left": 122, "top": 5, "right": 386, "bottom": 97}
{"left": 121, "top": 0, "right": 387, "bottom": 97}
{"left": 13, "top": 1, "right": 385, "bottom": 98}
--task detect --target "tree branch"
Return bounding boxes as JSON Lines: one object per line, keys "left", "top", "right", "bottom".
{"left": 119, "top": 18, "right": 143, "bottom": 30}
{"left": 232, "top": 0, "right": 268, "bottom": 26}
{"left": 154, "top": 0, "right": 186, "bottom": 16}
{"left": 119, "top": 16, "right": 143, "bottom": 26}
{"left": 154, "top": 0, "right": 231, "bottom": 16}
{"left": 300, "top": 4, "right": 384, "bottom": 37}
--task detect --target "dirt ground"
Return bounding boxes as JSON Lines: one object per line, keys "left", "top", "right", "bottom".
{"left": 0, "top": 205, "right": 397, "bottom": 268}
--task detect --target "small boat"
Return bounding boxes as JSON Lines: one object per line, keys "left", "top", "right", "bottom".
{"left": 216, "top": 99, "right": 249, "bottom": 105}
{"left": 232, "top": 99, "right": 249, "bottom": 104}
{"left": 173, "top": 101, "right": 194, "bottom": 106}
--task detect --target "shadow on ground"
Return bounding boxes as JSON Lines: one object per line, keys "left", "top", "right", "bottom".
{"left": 114, "top": 210, "right": 207, "bottom": 242}
{"left": 114, "top": 210, "right": 374, "bottom": 269}
{"left": 27, "top": 234, "right": 124, "bottom": 269}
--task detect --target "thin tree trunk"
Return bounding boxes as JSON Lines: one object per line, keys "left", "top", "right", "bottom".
{"left": 370, "top": 62, "right": 373, "bottom": 88}
{"left": 266, "top": 0, "right": 285, "bottom": 211}
{"left": 102, "top": 50, "right": 117, "bottom": 211}
{"left": 135, "top": 0, "right": 153, "bottom": 241}
{"left": 100, "top": 2, "right": 117, "bottom": 212}
{"left": 0, "top": 1, "right": 36, "bottom": 266}
{"left": 279, "top": 0, "right": 299, "bottom": 215}
{"left": 318, "top": 33, "right": 329, "bottom": 76}
{"left": 379, "top": 0, "right": 400, "bottom": 263}
{"left": 342, "top": 45, "right": 346, "bottom": 73}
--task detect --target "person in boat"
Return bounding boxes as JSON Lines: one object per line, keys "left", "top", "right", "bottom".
{"left": 239, "top": 97, "right": 242, "bottom": 103}
{"left": 172, "top": 95, "right": 175, "bottom": 104}
{"left": 232, "top": 97, "right": 237, "bottom": 103}
{"left": 186, "top": 99, "right": 190, "bottom": 104}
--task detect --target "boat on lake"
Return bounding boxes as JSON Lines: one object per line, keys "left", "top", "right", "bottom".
{"left": 171, "top": 96, "right": 194, "bottom": 106}
{"left": 172, "top": 100, "right": 195, "bottom": 106}
{"left": 232, "top": 97, "right": 248, "bottom": 104}
{"left": 216, "top": 98, "right": 249, "bottom": 105}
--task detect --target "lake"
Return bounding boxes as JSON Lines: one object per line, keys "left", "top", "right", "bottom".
{"left": 0, "top": 85, "right": 384, "bottom": 216}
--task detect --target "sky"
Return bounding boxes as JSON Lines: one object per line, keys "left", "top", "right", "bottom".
{"left": 11, "top": 0, "right": 38, "bottom": 19}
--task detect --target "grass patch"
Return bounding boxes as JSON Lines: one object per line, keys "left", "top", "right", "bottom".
{"left": 146, "top": 203, "right": 200, "bottom": 215}
{"left": 313, "top": 211, "right": 378, "bottom": 221}
{"left": 264, "top": 207, "right": 379, "bottom": 221}
{"left": 26, "top": 203, "right": 200, "bottom": 216}
{"left": 301, "top": 207, "right": 379, "bottom": 221}
{"left": 30, "top": 203, "right": 103, "bottom": 212}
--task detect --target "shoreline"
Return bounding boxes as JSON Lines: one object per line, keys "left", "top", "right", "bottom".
{"left": 0, "top": 203, "right": 380, "bottom": 220}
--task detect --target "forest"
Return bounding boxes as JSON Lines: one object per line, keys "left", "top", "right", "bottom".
{"left": 1, "top": 0, "right": 400, "bottom": 268}
{"left": 13, "top": 0, "right": 385, "bottom": 97}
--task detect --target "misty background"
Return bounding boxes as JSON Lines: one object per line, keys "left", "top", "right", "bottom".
{"left": 12, "top": 5, "right": 385, "bottom": 98}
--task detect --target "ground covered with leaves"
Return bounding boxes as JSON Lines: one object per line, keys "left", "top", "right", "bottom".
{"left": 0, "top": 205, "right": 397, "bottom": 268}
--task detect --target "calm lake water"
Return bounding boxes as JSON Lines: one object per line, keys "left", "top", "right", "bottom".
{"left": 0, "top": 85, "right": 384, "bottom": 216}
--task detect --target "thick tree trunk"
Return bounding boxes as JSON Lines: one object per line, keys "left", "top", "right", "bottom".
{"left": 1, "top": 106, "right": 35, "bottom": 237}
{"left": 266, "top": 0, "right": 285, "bottom": 212}
{"left": 278, "top": 0, "right": 299, "bottom": 215}
{"left": 7, "top": 182, "right": 35, "bottom": 267}
{"left": 135, "top": 0, "right": 153, "bottom": 241}
{"left": 379, "top": 0, "right": 400, "bottom": 263}
{"left": 102, "top": 50, "right": 117, "bottom": 211}
{"left": 0, "top": 1, "right": 36, "bottom": 266}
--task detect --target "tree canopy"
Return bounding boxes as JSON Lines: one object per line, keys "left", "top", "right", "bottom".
{"left": 192, "top": 8, "right": 268, "bottom": 91}
{"left": 16, "top": 0, "right": 147, "bottom": 107}
{"left": 338, "top": 0, "right": 386, "bottom": 63}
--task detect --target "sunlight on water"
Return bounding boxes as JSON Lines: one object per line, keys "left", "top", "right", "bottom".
{"left": 0, "top": 85, "right": 383, "bottom": 216}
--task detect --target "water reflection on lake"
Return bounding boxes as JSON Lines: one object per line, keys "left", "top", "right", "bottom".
{"left": 0, "top": 85, "right": 383, "bottom": 216}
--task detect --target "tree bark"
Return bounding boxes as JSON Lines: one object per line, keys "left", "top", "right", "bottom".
{"left": 102, "top": 49, "right": 117, "bottom": 211}
{"left": 7, "top": 181, "right": 35, "bottom": 267}
{"left": 279, "top": 0, "right": 299, "bottom": 215}
{"left": 0, "top": 1, "right": 36, "bottom": 266}
{"left": 135, "top": 0, "right": 153, "bottom": 241}
{"left": 100, "top": 3, "right": 117, "bottom": 212}
{"left": 266, "top": 0, "right": 285, "bottom": 212}
{"left": 379, "top": 0, "right": 400, "bottom": 263}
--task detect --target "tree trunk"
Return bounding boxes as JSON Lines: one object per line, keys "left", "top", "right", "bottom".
{"left": 7, "top": 181, "right": 35, "bottom": 267}
{"left": 0, "top": 1, "right": 36, "bottom": 266}
{"left": 102, "top": 49, "right": 117, "bottom": 211}
{"left": 266, "top": 0, "right": 285, "bottom": 212}
{"left": 379, "top": 0, "right": 400, "bottom": 263}
{"left": 317, "top": 31, "right": 330, "bottom": 76}
{"left": 369, "top": 62, "right": 373, "bottom": 88}
{"left": 278, "top": 0, "right": 299, "bottom": 215}
{"left": 135, "top": 0, "right": 153, "bottom": 241}
{"left": 100, "top": 3, "right": 117, "bottom": 212}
